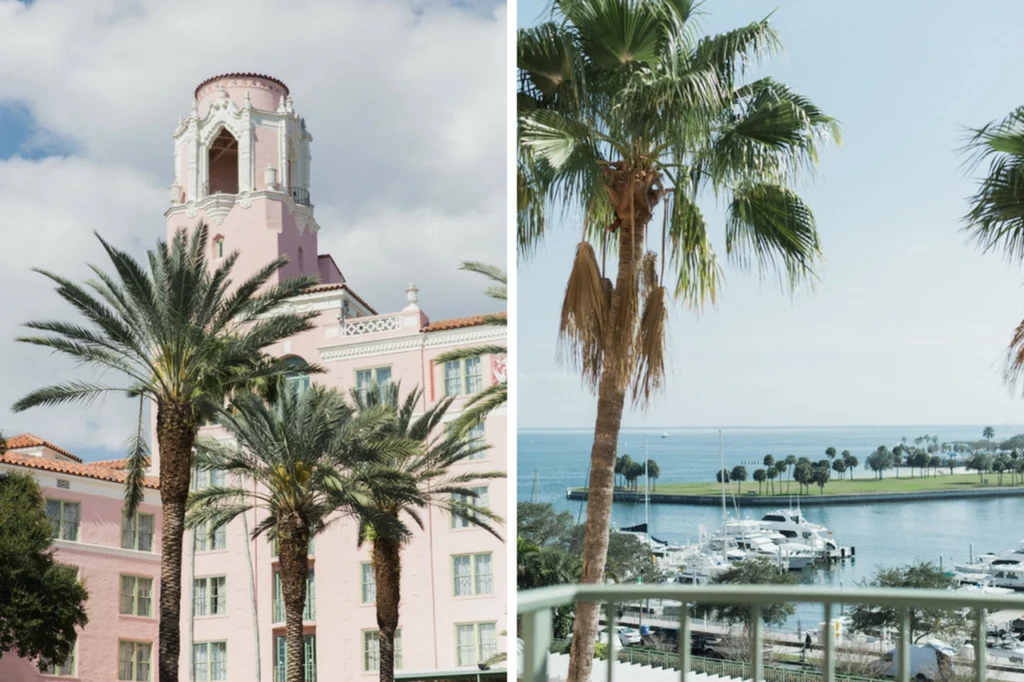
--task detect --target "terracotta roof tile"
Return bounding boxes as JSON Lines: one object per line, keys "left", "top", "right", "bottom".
{"left": 6, "top": 434, "right": 83, "bottom": 463}
{"left": 0, "top": 452, "right": 159, "bottom": 489}
{"left": 421, "top": 312, "right": 506, "bottom": 333}
{"left": 302, "top": 283, "right": 377, "bottom": 315}
{"left": 90, "top": 457, "right": 152, "bottom": 470}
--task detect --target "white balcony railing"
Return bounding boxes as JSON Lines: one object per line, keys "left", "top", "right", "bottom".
{"left": 339, "top": 315, "right": 403, "bottom": 336}
{"left": 518, "top": 584, "right": 1024, "bottom": 682}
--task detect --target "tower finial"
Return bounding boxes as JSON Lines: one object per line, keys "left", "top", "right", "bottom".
{"left": 243, "top": 89, "right": 252, "bottom": 108}
{"left": 405, "top": 282, "right": 420, "bottom": 310}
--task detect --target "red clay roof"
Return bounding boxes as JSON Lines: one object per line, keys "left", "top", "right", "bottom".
{"left": 421, "top": 312, "right": 506, "bottom": 333}
{"left": 90, "top": 456, "right": 152, "bottom": 470}
{"left": 194, "top": 73, "right": 289, "bottom": 98}
{"left": 0, "top": 451, "right": 159, "bottom": 490}
{"left": 6, "top": 434, "right": 83, "bottom": 463}
{"left": 302, "top": 283, "right": 377, "bottom": 315}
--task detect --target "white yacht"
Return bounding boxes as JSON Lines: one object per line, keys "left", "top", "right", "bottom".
{"left": 757, "top": 509, "right": 839, "bottom": 553}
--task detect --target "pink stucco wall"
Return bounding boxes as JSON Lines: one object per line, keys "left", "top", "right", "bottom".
{"left": 195, "top": 75, "right": 287, "bottom": 118}
{"left": 0, "top": 467, "right": 162, "bottom": 682}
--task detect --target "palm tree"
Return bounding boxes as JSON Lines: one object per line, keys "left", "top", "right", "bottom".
{"left": 519, "top": 3, "right": 837, "bottom": 674}
{"left": 765, "top": 467, "right": 778, "bottom": 495}
{"left": 618, "top": 454, "right": 633, "bottom": 488}
{"left": 434, "top": 262, "right": 507, "bottom": 432}
{"left": 13, "top": 224, "right": 318, "bottom": 682}
{"left": 646, "top": 459, "right": 660, "bottom": 491}
{"left": 825, "top": 447, "right": 836, "bottom": 461}
{"left": 186, "top": 386, "right": 414, "bottom": 682}
{"left": 784, "top": 455, "right": 796, "bottom": 493}
{"left": 762, "top": 455, "right": 775, "bottom": 493}
{"left": 983, "top": 426, "right": 995, "bottom": 448}
{"left": 350, "top": 384, "right": 505, "bottom": 682}
{"left": 753, "top": 468, "right": 767, "bottom": 495}
{"left": 730, "top": 465, "right": 747, "bottom": 494}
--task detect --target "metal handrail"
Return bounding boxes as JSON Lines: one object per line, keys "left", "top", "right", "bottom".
{"left": 290, "top": 186, "right": 311, "bottom": 207}
{"left": 519, "top": 584, "right": 1024, "bottom": 682}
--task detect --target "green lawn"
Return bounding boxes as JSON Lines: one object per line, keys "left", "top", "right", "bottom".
{"left": 606, "top": 474, "right": 1023, "bottom": 497}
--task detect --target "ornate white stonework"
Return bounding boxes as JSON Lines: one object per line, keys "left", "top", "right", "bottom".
{"left": 339, "top": 315, "right": 403, "bottom": 336}
{"left": 319, "top": 324, "right": 505, "bottom": 362}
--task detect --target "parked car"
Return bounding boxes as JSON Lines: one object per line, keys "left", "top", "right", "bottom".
{"left": 566, "top": 626, "right": 642, "bottom": 647}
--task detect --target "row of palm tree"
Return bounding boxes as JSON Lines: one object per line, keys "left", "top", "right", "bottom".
{"left": 13, "top": 225, "right": 505, "bottom": 682}
{"left": 612, "top": 454, "right": 660, "bottom": 490}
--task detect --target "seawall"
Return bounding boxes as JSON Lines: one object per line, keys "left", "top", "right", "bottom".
{"left": 565, "top": 486, "right": 1024, "bottom": 506}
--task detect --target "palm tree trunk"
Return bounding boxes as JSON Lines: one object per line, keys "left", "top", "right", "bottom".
{"left": 156, "top": 399, "right": 198, "bottom": 682}
{"left": 567, "top": 249, "right": 634, "bottom": 682}
{"left": 373, "top": 536, "right": 403, "bottom": 682}
{"left": 241, "top": 509, "right": 261, "bottom": 682}
{"left": 279, "top": 523, "right": 310, "bottom": 682}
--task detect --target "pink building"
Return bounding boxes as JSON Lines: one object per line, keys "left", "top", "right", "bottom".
{"left": 1, "top": 74, "right": 506, "bottom": 682}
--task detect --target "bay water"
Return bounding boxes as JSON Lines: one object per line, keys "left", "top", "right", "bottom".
{"left": 518, "top": 425, "right": 1024, "bottom": 630}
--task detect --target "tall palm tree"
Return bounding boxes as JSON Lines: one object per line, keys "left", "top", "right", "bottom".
{"left": 434, "top": 262, "right": 508, "bottom": 432}
{"left": 13, "top": 224, "right": 319, "bottom": 682}
{"left": 350, "top": 384, "right": 506, "bottom": 682}
{"left": 186, "top": 386, "right": 416, "bottom": 682}
{"left": 519, "top": 3, "right": 838, "bottom": 675}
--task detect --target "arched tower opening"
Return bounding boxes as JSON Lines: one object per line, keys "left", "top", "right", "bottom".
{"left": 208, "top": 128, "right": 239, "bottom": 195}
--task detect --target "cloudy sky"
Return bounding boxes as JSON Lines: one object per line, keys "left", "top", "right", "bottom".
{"left": 519, "top": 0, "right": 1024, "bottom": 430}
{"left": 0, "top": 0, "right": 506, "bottom": 459}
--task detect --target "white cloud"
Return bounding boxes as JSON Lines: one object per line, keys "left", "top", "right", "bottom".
{"left": 0, "top": 0, "right": 506, "bottom": 455}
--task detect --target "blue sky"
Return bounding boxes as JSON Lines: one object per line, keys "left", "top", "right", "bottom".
{"left": 518, "top": 0, "right": 1024, "bottom": 429}
{"left": 0, "top": 0, "right": 505, "bottom": 461}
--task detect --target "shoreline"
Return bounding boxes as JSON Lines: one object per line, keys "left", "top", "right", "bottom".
{"left": 566, "top": 486, "right": 1024, "bottom": 506}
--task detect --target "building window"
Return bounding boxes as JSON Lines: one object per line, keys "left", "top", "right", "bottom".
{"left": 363, "top": 629, "right": 402, "bottom": 672}
{"left": 455, "top": 623, "right": 497, "bottom": 667}
{"left": 121, "top": 512, "right": 154, "bottom": 552}
{"left": 45, "top": 500, "right": 80, "bottom": 542}
{"left": 450, "top": 486, "right": 489, "bottom": 529}
{"left": 193, "top": 641, "right": 227, "bottom": 681}
{"left": 447, "top": 420, "right": 487, "bottom": 461}
{"left": 272, "top": 570, "right": 315, "bottom": 623}
{"left": 120, "top": 575, "right": 153, "bottom": 617}
{"left": 274, "top": 634, "right": 316, "bottom": 682}
{"left": 195, "top": 521, "right": 227, "bottom": 552}
{"left": 213, "top": 236, "right": 225, "bottom": 259}
{"left": 118, "top": 641, "right": 152, "bottom": 681}
{"left": 453, "top": 552, "right": 494, "bottom": 596}
{"left": 443, "top": 356, "right": 482, "bottom": 396}
{"left": 282, "top": 356, "right": 310, "bottom": 400}
{"left": 207, "top": 128, "right": 239, "bottom": 195}
{"left": 38, "top": 639, "right": 76, "bottom": 677}
{"left": 192, "top": 467, "right": 225, "bottom": 491}
{"left": 361, "top": 562, "right": 376, "bottom": 604}
{"left": 193, "top": 576, "right": 227, "bottom": 616}
{"left": 356, "top": 366, "right": 392, "bottom": 401}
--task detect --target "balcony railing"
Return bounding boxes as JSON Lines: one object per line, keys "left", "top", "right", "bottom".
{"left": 290, "top": 186, "right": 311, "bottom": 207}
{"left": 518, "top": 584, "right": 1024, "bottom": 682}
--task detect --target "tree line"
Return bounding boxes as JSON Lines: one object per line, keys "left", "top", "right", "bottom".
{"left": 614, "top": 455, "right": 661, "bottom": 490}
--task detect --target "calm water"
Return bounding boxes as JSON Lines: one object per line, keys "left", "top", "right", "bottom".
{"left": 518, "top": 425, "right": 1024, "bottom": 627}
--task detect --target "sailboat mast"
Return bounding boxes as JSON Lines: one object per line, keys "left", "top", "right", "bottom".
{"left": 719, "top": 429, "right": 726, "bottom": 525}
{"left": 645, "top": 435, "right": 650, "bottom": 546}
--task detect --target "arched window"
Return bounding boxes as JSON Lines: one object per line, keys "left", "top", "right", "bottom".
{"left": 207, "top": 128, "right": 239, "bottom": 195}
{"left": 282, "top": 356, "right": 310, "bottom": 400}
{"left": 213, "top": 235, "right": 225, "bottom": 260}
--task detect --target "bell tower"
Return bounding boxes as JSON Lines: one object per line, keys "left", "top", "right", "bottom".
{"left": 165, "top": 73, "right": 342, "bottom": 285}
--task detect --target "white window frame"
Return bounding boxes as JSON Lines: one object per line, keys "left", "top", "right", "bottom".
{"left": 450, "top": 486, "right": 489, "bottom": 529}
{"left": 117, "top": 640, "right": 152, "bottom": 681}
{"left": 355, "top": 366, "right": 393, "bottom": 401}
{"left": 452, "top": 552, "right": 494, "bottom": 596}
{"left": 193, "top": 576, "right": 227, "bottom": 617}
{"left": 274, "top": 634, "right": 316, "bottom": 682}
{"left": 192, "top": 641, "right": 228, "bottom": 681}
{"left": 195, "top": 521, "right": 227, "bottom": 552}
{"left": 121, "top": 512, "right": 154, "bottom": 552}
{"left": 272, "top": 569, "right": 315, "bottom": 623}
{"left": 455, "top": 622, "right": 497, "bottom": 667}
{"left": 443, "top": 356, "right": 483, "bottom": 396}
{"left": 363, "top": 629, "right": 402, "bottom": 672}
{"left": 45, "top": 499, "right": 80, "bottom": 542}
{"left": 119, "top": 575, "right": 154, "bottom": 617}
{"left": 361, "top": 562, "right": 376, "bottom": 604}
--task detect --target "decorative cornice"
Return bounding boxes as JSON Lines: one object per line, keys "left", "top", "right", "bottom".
{"left": 318, "top": 324, "right": 505, "bottom": 362}
{"left": 165, "top": 191, "right": 320, "bottom": 231}
{"left": 53, "top": 539, "right": 161, "bottom": 563}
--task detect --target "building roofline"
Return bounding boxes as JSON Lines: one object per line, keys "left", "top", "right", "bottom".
{"left": 421, "top": 312, "right": 506, "bottom": 333}
{"left": 194, "top": 73, "right": 290, "bottom": 99}
{"left": 6, "top": 433, "right": 83, "bottom": 463}
{"left": 301, "top": 283, "right": 377, "bottom": 315}
{"left": 0, "top": 452, "right": 159, "bottom": 489}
